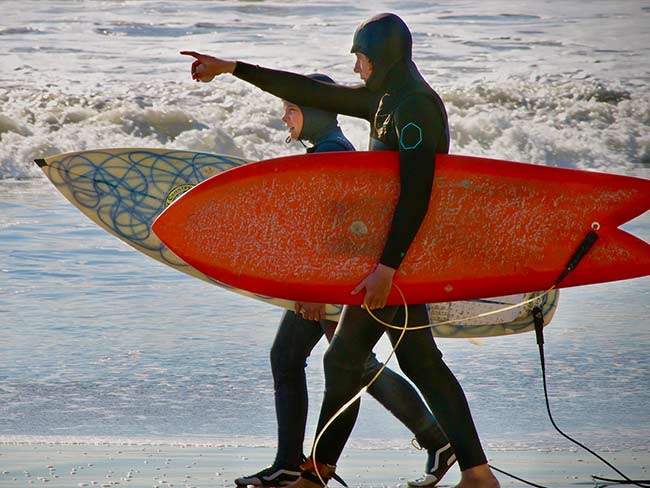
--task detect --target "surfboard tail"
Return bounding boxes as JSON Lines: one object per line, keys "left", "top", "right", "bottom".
{"left": 578, "top": 174, "right": 650, "bottom": 287}
{"left": 604, "top": 174, "right": 650, "bottom": 228}
{"left": 559, "top": 226, "right": 650, "bottom": 289}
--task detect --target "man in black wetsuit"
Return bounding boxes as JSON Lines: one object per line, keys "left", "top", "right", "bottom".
{"left": 181, "top": 13, "right": 499, "bottom": 488}
{"left": 235, "top": 75, "right": 455, "bottom": 488}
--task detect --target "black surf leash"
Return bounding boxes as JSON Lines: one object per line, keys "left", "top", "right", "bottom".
{"left": 490, "top": 226, "right": 650, "bottom": 488}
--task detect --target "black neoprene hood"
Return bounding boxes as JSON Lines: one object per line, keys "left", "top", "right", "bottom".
{"left": 350, "top": 13, "right": 413, "bottom": 90}
{"left": 297, "top": 73, "right": 338, "bottom": 142}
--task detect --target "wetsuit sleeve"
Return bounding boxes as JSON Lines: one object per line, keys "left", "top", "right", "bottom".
{"left": 380, "top": 95, "right": 444, "bottom": 269}
{"left": 233, "top": 62, "right": 374, "bottom": 121}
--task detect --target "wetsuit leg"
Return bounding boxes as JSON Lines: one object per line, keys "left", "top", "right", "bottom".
{"left": 313, "top": 304, "right": 399, "bottom": 465}
{"left": 388, "top": 305, "right": 488, "bottom": 471}
{"left": 363, "top": 352, "right": 445, "bottom": 446}
{"left": 271, "top": 310, "right": 325, "bottom": 468}
{"left": 324, "top": 313, "right": 448, "bottom": 453}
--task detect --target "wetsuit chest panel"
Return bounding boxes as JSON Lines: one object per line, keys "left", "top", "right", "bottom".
{"left": 372, "top": 93, "right": 400, "bottom": 149}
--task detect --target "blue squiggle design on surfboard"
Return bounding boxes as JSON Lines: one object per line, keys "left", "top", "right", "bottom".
{"left": 41, "top": 149, "right": 293, "bottom": 297}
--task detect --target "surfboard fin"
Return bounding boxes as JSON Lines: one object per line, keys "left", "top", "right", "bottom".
{"left": 554, "top": 229, "right": 599, "bottom": 287}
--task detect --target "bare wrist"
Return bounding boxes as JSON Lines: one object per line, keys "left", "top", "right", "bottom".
{"left": 376, "top": 263, "right": 396, "bottom": 277}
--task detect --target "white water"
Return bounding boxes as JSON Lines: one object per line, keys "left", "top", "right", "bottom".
{"left": 0, "top": 0, "right": 648, "bottom": 458}
{"left": 1, "top": 1, "right": 649, "bottom": 179}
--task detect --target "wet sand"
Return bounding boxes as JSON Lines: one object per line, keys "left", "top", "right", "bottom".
{"left": 1, "top": 442, "right": 647, "bottom": 488}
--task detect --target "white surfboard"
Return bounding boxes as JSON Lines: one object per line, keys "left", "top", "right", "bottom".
{"left": 36, "top": 148, "right": 558, "bottom": 336}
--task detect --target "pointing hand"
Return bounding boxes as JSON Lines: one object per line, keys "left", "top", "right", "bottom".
{"left": 180, "top": 51, "right": 236, "bottom": 82}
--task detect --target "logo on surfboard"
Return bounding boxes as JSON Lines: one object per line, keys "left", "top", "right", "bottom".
{"left": 165, "top": 184, "right": 194, "bottom": 208}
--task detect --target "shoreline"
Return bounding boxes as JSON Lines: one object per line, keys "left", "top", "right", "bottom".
{"left": 1, "top": 443, "right": 647, "bottom": 488}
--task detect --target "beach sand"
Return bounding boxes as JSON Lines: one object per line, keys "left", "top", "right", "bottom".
{"left": 1, "top": 443, "right": 647, "bottom": 488}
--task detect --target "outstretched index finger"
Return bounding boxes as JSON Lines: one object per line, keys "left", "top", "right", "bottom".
{"left": 180, "top": 51, "right": 202, "bottom": 59}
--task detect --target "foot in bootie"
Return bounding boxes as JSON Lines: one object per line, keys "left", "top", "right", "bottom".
{"left": 285, "top": 457, "right": 346, "bottom": 488}
{"left": 285, "top": 476, "right": 325, "bottom": 488}
{"left": 408, "top": 442, "right": 456, "bottom": 487}
{"left": 235, "top": 465, "right": 300, "bottom": 486}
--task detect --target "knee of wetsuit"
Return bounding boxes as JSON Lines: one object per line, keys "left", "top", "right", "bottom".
{"left": 360, "top": 352, "right": 383, "bottom": 383}
{"left": 270, "top": 312, "right": 312, "bottom": 376}
{"left": 271, "top": 349, "right": 309, "bottom": 390}
{"left": 270, "top": 339, "right": 298, "bottom": 375}
{"left": 323, "top": 335, "right": 367, "bottom": 376}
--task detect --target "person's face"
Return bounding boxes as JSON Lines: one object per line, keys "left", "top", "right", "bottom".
{"left": 282, "top": 101, "right": 304, "bottom": 140}
{"left": 354, "top": 52, "right": 373, "bottom": 81}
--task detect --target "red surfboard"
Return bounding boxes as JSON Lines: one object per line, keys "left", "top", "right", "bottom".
{"left": 152, "top": 151, "right": 650, "bottom": 305}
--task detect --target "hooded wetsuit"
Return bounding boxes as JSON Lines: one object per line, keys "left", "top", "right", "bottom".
{"left": 297, "top": 74, "right": 356, "bottom": 154}
{"left": 233, "top": 14, "right": 487, "bottom": 474}
{"left": 269, "top": 73, "right": 450, "bottom": 475}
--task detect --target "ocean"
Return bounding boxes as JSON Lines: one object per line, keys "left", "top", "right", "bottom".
{"left": 1, "top": 0, "right": 648, "bottom": 466}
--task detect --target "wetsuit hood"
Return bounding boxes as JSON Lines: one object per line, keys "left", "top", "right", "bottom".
{"left": 350, "top": 13, "right": 412, "bottom": 92}
{"left": 297, "top": 73, "right": 339, "bottom": 143}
